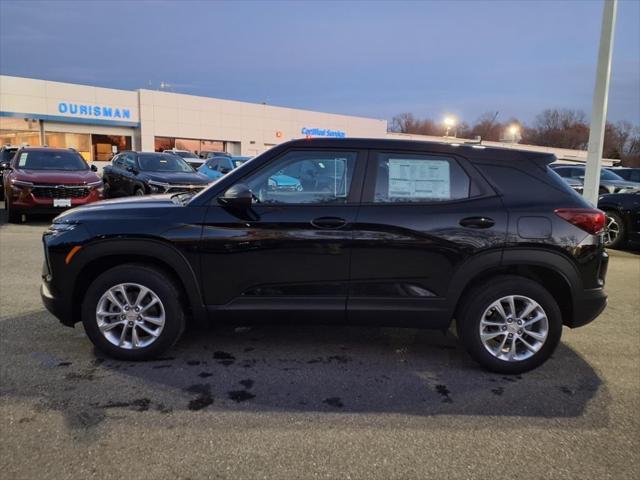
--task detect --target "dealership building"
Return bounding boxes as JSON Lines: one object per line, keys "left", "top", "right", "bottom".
{"left": 0, "top": 75, "right": 388, "bottom": 161}
{"left": 1, "top": 74, "right": 619, "bottom": 166}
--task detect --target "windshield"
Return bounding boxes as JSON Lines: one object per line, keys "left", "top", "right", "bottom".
{"left": 598, "top": 169, "right": 625, "bottom": 181}
{"left": 138, "top": 153, "right": 194, "bottom": 172}
{"left": 1, "top": 148, "right": 18, "bottom": 162}
{"left": 15, "top": 150, "right": 88, "bottom": 171}
{"left": 170, "top": 151, "right": 198, "bottom": 159}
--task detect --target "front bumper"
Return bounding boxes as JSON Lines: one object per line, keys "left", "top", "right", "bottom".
{"left": 41, "top": 280, "right": 75, "bottom": 327}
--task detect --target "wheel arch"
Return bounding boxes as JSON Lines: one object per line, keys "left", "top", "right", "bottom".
{"left": 69, "top": 239, "right": 207, "bottom": 326}
{"left": 448, "top": 249, "right": 580, "bottom": 327}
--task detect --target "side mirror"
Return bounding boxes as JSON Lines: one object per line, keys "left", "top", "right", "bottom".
{"left": 0, "top": 161, "right": 10, "bottom": 171}
{"left": 90, "top": 164, "right": 98, "bottom": 172}
{"left": 126, "top": 166, "right": 138, "bottom": 174}
{"left": 218, "top": 183, "right": 253, "bottom": 209}
{"left": 219, "top": 167, "right": 231, "bottom": 174}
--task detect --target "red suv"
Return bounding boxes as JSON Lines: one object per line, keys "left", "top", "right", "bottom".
{"left": 2, "top": 147, "right": 104, "bottom": 223}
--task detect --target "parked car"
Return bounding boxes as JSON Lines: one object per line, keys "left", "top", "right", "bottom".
{"left": 102, "top": 151, "right": 210, "bottom": 197}
{"left": 560, "top": 177, "right": 584, "bottom": 194}
{"left": 197, "top": 156, "right": 237, "bottom": 181}
{"left": 163, "top": 149, "right": 203, "bottom": 169}
{"left": 42, "top": 138, "right": 609, "bottom": 374}
{"left": 200, "top": 150, "right": 232, "bottom": 160}
{"left": 3, "top": 147, "right": 103, "bottom": 223}
{"left": 606, "top": 167, "right": 640, "bottom": 183}
{"left": 598, "top": 192, "right": 640, "bottom": 249}
{"left": 551, "top": 164, "right": 640, "bottom": 194}
{"left": 0, "top": 145, "right": 20, "bottom": 196}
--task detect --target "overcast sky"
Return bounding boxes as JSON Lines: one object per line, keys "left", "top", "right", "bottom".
{"left": 1, "top": 0, "right": 638, "bottom": 125}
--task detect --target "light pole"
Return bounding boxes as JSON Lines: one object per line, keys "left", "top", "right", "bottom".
{"left": 583, "top": 0, "right": 618, "bottom": 205}
{"left": 443, "top": 116, "right": 457, "bottom": 137}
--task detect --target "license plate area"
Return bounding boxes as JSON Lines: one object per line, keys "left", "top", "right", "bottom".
{"left": 53, "top": 198, "right": 71, "bottom": 207}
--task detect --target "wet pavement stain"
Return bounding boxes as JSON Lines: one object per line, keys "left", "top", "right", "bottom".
{"left": 228, "top": 390, "right": 256, "bottom": 403}
{"left": 186, "top": 360, "right": 201, "bottom": 366}
{"left": 152, "top": 364, "right": 172, "bottom": 369}
{"left": 435, "top": 384, "right": 453, "bottom": 403}
{"left": 559, "top": 386, "right": 576, "bottom": 396}
{"left": 213, "top": 351, "right": 235, "bottom": 360}
{"left": 99, "top": 398, "right": 151, "bottom": 412}
{"left": 57, "top": 362, "right": 72, "bottom": 367}
{"left": 323, "top": 397, "right": 344, "bottom": 408}
{"left": 307, "top": 355, "right": 351, "bottom": 365}
{"left": 239, "top": 379, "right": 254, "bottom": 389}
{"left": 184, "top": 384, "right": 214, "bottom": 411}
{"left": 491, "top": 387, "right": 505, "bottom": 396}
{"left": 198, "top": 372, "right": 213, "bottom": 378}
{"left": 243, "top": 347, "right": 255, "bottom": 353}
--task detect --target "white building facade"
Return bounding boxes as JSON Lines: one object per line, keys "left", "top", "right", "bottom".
{"left": 0, "top": 75, "right": 387, "bottom": 161}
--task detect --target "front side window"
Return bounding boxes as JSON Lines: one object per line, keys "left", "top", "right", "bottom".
{"left": 244, "top": 150, "right": 357, "bottom": 204}
{"left": 373, "top": 153, "right": 470, "bottom": 203}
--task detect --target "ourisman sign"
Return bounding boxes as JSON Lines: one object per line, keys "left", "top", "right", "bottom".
{"left": 57, "top": 102, "right": 132, "bottom": 120}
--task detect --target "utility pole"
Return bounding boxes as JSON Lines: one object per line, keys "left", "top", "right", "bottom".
{"left": 583, "top": 0, "right": 618, "bottom": 205}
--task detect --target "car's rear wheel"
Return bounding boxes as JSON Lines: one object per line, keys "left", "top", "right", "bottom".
{"left": 456, "top": 275, "right": 562, "bottom": 374}
{"left": 81, "top": 264, "right": 185, "bottom": 360}
{"left": 134, "top": 187, "right": 145, "bottom": 196}
{"left": 603, "top": 211, "right": 625, "bottom": 249}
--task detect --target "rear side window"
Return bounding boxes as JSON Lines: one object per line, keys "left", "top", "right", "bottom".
{"left": 372, "top": 153, "right": 470, "bottom": 203}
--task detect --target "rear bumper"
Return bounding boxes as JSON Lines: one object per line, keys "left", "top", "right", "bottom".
{"left": 567, "top": 287, "right": 608, "bottom": 328}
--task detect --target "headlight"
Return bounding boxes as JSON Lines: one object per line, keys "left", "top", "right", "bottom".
{"left": 46, "top": 222, "right": 79, "bottom": 236}
{"left": 148, "top": 180, "right": 170, "bottom": 193}
{"left": 11, "top": 179, "right": 33, "bottom": 188}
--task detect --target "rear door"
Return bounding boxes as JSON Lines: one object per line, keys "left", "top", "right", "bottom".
{"left": 347, "top": 149, "right": 507, "bottom": 327}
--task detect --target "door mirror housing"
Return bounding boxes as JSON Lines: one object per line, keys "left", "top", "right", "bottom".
{"left": 90, "top": 164, "right": 98, "bottom": 172}
{"left": 219, "top": 167, "right": 231, "bottom": 174}
{"left": 218, "top": 183, "right": 253, "bottom": 209}
{"left": 126, "top": 166, "right": 139, "bottom": 174}
{"left": 0, "top": 161, "right": 10, "bottom": 171}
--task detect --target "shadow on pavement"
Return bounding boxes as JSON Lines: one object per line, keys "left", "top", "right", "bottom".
{"left": 0, "top": 310, "right": 607, "bottom": 433}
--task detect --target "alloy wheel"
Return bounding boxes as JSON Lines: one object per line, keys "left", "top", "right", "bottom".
{"left": 479, "top": 295, "right": 549, "bottom": 362}
{"left": 95, "top": 283, "right": 165, "bottom": 349}
{"left": 604, "top": 215, "right": 620, "bottom": 247}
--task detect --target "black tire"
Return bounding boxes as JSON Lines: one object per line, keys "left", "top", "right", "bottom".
{"left": 604, "top": 211, "right": 626, "bottom": 249}
{"left": 102, "top": 180, "right": 111, "bottom": 198}
{"left": 456, "top": 275, "right": 562, "bottom": 374}
{"left": 599, "top": 186, "right": 609, "bottom": 195}
{"left": 134, "top": 187, "right": 145, "bottom": 196}
{"left": 81, "top": 264, "right": 186, "bottom": 360}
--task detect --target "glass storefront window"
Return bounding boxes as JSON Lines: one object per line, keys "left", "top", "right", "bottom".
{"left": 92, "top": 134, "right": 131, "bottom": 161}
{"left": 0, "top": 117, "right": 41, "bottom": 147}
{"left": 155, "top": 136, "right": 226, "bottom": 155}
{"left": 45, "top": 133, "right": 91, "bottom": 161}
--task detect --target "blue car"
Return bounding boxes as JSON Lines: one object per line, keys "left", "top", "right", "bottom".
{"left": 198, "top": 156, "right": 238, "bottom": 181}
{"left": 198, "top": 156, "right": 302, "bottom": 192}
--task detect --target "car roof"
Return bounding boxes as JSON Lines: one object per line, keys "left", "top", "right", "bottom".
{"left": 280, "top": 138, "right": 556, "bottom": 164}
{"left": 17, "top": 147, "right": 77, "bottom": 153}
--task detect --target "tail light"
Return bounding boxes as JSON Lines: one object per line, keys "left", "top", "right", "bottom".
{"left": 554, "top": 208, "right": 605, "bottom": 235}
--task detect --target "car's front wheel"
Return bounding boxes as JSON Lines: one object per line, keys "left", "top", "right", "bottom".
{"left": 456, "top": 275, "right": 562, "bottom": 374}
{"left": 81, "top": 264, "right": 185, "bottom": 360}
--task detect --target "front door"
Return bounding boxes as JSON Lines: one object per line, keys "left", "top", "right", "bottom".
{"left": 348, "top": 150, "right": 507, "bottom": 327}
{"left": 200, "top": 148, "right": 365, "bottom": 321}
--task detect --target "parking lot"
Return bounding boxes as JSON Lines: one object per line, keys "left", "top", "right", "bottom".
{"left": 0, "top": 207, "right": 638, "bottom": 480}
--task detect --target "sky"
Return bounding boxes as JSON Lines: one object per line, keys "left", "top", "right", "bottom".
{"left": 1, "top": 0, "right": 639, "bottom": 126}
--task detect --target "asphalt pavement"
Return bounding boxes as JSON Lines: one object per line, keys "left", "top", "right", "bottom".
{"left": 1, "top": 207, "right": 638, "bottom": 480}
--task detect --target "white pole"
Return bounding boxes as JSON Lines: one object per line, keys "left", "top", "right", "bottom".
{"left": 583, "top": 0, "right": 618, "bottom": 205}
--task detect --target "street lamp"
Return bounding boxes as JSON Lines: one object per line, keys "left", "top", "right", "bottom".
{"left": 508, "top": 125, "right": 519, "bottom": 136}
{"left": 443, "top": 116, "right": 457, "bottom": 137}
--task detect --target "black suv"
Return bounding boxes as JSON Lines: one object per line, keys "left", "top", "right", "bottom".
{"left": 41, "top": 139, "right": 608, "bottom": 373}
{"left": 102, "top": 151, "right": 210, "bottom": 197}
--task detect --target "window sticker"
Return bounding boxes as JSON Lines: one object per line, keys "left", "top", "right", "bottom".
{"left": 388, "top": 159, "right": 450, "bottom": 199}
{"left": 18, "top": 153, "right": 28, "bottom": 167}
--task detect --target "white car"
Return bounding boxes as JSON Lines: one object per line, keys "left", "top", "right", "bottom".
{"left": 163, "top": 149, "right": 204, "bottom": 169}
